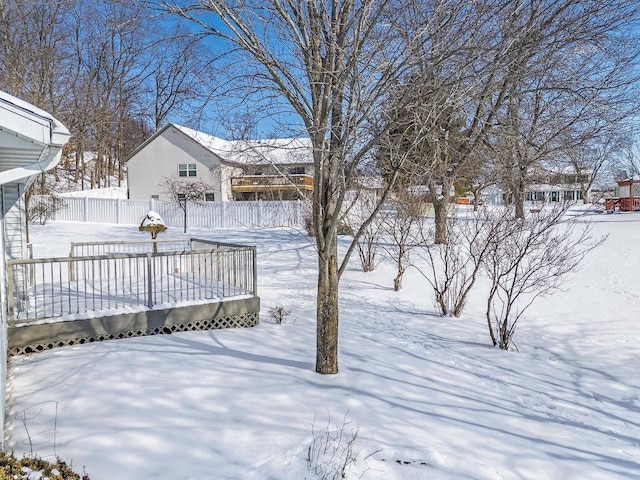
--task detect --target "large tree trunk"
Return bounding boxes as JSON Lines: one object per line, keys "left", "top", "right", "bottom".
{"left": 316, "top": 236, "right": 339, "bottom": 374}
{"left": 433, "top": 198, "right": 449, "bottom": 244}
{"left": 514, "top": 190, "right": 525, "bottom": 219}
{"left": 514, "top": 166, "right": 527, "bottom": 219}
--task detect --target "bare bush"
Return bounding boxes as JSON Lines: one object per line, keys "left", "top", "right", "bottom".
{"left": 27, "top": 194, "right": 65, "bottom": 226}
{"left": 355, "top": 223, "right": 381, "bottom": 273}
{"left": 382, "top": 192, "right": 428, "bottom": 291}
{"left": 268, "top": 304, "right": 292, "bottom": 325}
{"left": 414, "top": 209, "right": 506, "bottom": 317}
{"left": 306, "top": 412, "right": 359, "bottom": 480}
{"left": 343, "top": 191, "right": 383, "bottom": 272}
{"left": 483, "top": 206, "right": 605, "bottom": 350}
{"left": 26, "top": 176, "right": 66, "bottom": 228}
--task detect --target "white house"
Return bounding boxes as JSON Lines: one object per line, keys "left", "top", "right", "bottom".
{"left": 524, "top": 168, "right": 591, "bottom": 204}
{"left": 0, "top": 90, "right": 70, "bottom": 445}
{"left": 125, "top": 123, "right": 314, "bottom": 202}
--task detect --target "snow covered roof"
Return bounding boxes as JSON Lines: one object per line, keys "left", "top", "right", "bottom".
{"left": 172, "top": 124, "right": 314, "bottom": 167}
{"left": 355, "top": 175, "right": 385, "bottom": 190}
{"left": 0, "top": 90, "right": 71, "bottom": 184}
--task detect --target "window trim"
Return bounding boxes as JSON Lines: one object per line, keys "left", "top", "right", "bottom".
{"left": 178, "top": 163, "right": 197, "bottom": 177}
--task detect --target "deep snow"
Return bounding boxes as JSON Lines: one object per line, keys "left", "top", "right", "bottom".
{"left": 4, "top": 209, "right": 640, "bottom": 479}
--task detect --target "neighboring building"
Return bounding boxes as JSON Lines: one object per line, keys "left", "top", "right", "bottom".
{"left": 604, "top": 178, "right": 640, "bottom": 212}
{"left": 525, "top": 169, "right": 591, "bottom": 203}
{"left": 0, "top": 90, "right": 70, "bottom": 445}
{"left": 125, "top": 124, "right": 314, "bottom": 201}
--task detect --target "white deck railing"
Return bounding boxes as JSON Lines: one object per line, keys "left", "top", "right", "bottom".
{"left": 7, "top": 238, "right": 257, "bottom": 326}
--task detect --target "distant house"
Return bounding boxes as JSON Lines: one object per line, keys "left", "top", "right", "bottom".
{"left": 525, "top": 168, "right": 591, "bottom": 203}
{"left": 0, "top": 90, "right": 70, "bottom": 445}
{"left": 125, "top": 124, "right": 314, "bottom": 202}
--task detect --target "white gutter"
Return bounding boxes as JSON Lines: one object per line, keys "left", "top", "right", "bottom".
{"left": 0, "top": 90, "right": 71, "bottom": 185}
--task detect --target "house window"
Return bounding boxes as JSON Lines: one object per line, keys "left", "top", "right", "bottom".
{"left": 289, "top": 166, "right": 305, "bottom": 175}
{"left": 205, "top": 193, "right": 215, "bottom": 202}
{"left": 151, "top": 194, "right": 159, "bottom": 199}
{"left": 178, "top": 163, "right": 197, "bottom": 177}
{"left": 177, "top": 193, "right": 186, "bottom": 201}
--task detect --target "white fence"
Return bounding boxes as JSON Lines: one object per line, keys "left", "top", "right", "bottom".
{"left": 37, "top": 196, "right": 308, "bottom": 229}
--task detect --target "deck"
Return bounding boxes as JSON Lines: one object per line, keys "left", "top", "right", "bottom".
{"left": 7, "top": 238, "right": 260, "bottom": 356}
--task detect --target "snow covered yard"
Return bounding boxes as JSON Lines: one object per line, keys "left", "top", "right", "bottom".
{"left": 4, "top": 212, "right": 640, "bottom": 479}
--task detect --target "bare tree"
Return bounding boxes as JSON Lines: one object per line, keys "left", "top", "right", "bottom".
{"left": 162, "top": 176, "right": 210, "bottom": 233}
{"left": 159, "top": 0, "right": 440, "bottom": 374}
{"left": 489, "top": 1, "right": 640, "bottom": 218}
{"left": 382, "top": 0, "right": 640, "bottom": 238}
{"left": 483, "top": 206, "right": 605, "bottom": 350}
{"left": 146, "top": 32, "right": 219, "bottom": 130}
{"left": 0, "top": 0, "right": 72, "bottom": 110}
{"left": 563, "top": 136, "right": 624, "bottom": 205}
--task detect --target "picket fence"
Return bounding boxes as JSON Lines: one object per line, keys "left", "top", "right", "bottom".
{"left": 38, "top": 196, "right": 309, "bottom": 229}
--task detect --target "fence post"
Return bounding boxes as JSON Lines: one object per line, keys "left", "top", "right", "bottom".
{"left": 295, "top": 199, "right": 301, "bottom": 227}
{"left": 83, "top": 196, "right": 89, "bottom": 222}
{"left": 221, "top": 201, "right": 227, "bottom": 228}
{"left": 116, "top": 198, "right": 121, "bottom": 224}
{"left": 146, "top": 252, "right": 153, "bottom": 308}
{"left": 258, "top": 200, "right": 263, "bottom": 227}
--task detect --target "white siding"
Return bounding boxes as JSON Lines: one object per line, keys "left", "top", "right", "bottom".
{"left": 127, "top": 126, "right": 223, "bottom": 201}
{"left": 220, "top": 164, "right": 242, "bottom": 201}
{"left": 2, "top": 183, "right": 25, "bottom": 261}
{"left": 0, "top": 211, "right": 5, "bottom": 449}
{"left": 0, "top": 183, "right": 23, "bottom": 448}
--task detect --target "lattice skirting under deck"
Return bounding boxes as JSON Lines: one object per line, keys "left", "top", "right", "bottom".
{"left": 9, "top": 297, "right": 260, "bottom": 357}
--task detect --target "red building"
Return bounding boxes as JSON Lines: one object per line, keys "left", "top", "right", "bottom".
{"left": 605, "top": 179, "right": 640, "bottom": 212}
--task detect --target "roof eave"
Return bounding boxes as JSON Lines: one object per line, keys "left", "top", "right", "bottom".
{"left": 0, "top": 91, "right": 71, "bottom": 185}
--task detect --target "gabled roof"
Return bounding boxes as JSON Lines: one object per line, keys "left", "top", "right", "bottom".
{"left": 126, "top": 123, "right": 314, "bottom": 167}
{"left": 174, "top": 124, "right": 313, "bottom": 166}
{"left": 0, "top": 90, "right": 70, "bottom": 185}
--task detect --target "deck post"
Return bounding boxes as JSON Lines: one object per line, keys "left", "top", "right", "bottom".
{"left": 7, "top": 263, "right": 15, "bottom": 327}
{"left": 252, "top": 246, "right": 257, "bottom": 296}
{"left": 146, "top": 252, "right": 153, "bottom": 308}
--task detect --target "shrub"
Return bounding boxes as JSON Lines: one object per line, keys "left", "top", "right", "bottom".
{"left": 336, "top": 223, "right": 354, "bottom": 236}
{"left": 27, "top": 194, "right": 65, "bottom": 226}
{"left": 306, "top": 412, "right": 359, "bottom": 480}
{"left": 268, "top": 304, "right": 293, "bottom": 324}
{"left": 0, "top": 451, "right": 89, "bottom": 479}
